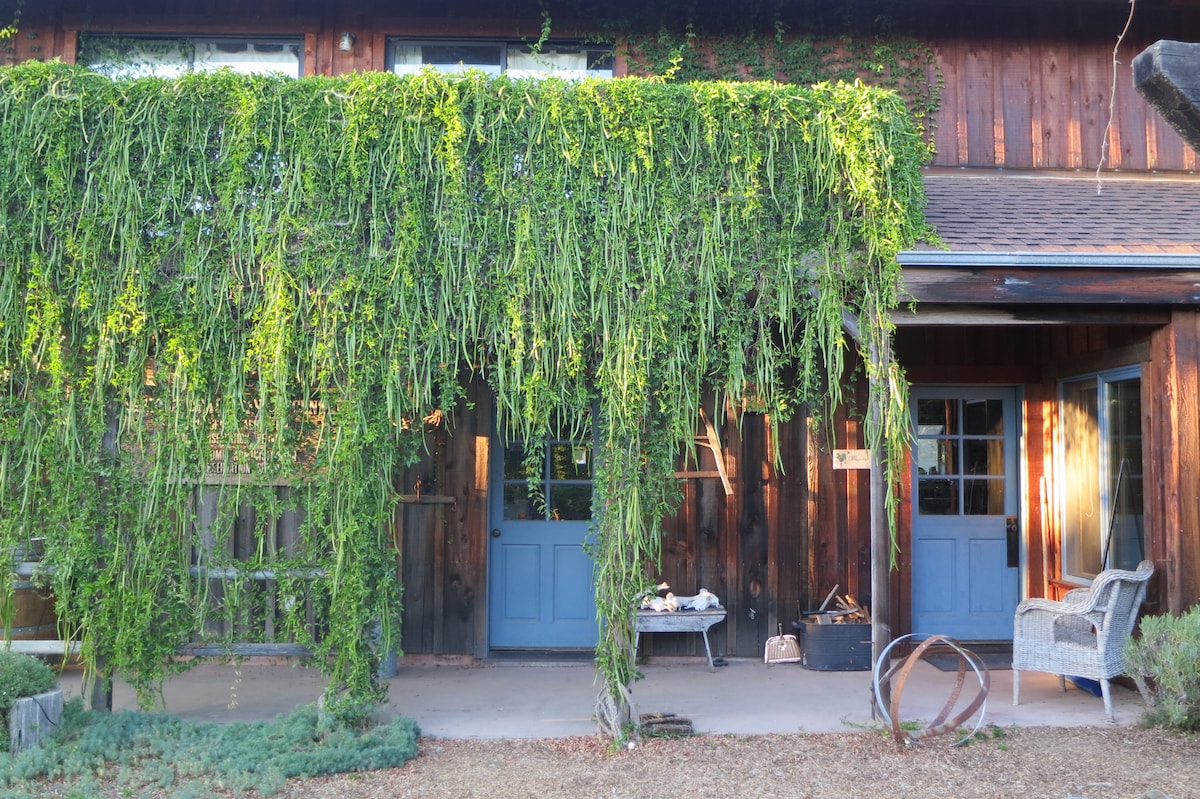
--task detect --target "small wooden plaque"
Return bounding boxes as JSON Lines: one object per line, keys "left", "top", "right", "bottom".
{"left": 833, "top": 449, "right": 872, "bottom": 470}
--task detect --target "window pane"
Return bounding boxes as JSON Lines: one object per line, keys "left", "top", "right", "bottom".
{"left": 548, "top": 442, "right": 591, "bottom": 480}
{"left": 83, "top": 37, "right": 191, "bottom": 78}
{"left": 963, "top": 399, "right": 1004, "bottom": 436}
{"left": 1062, "top": 378, "right": 1101, "bottom": 579}
{"left": 195, "top": 40, "right": 302, "bottom": 76}
{"left": 502, "top": 434, "right": 593, "bottom": 521}
{"left": 1061, "top": 371, "right": 1145, "bottom": 580}
{"left": 917, "top": 399, "right": 957, "bottom": 432}
{"left": 83, "top": 35, "right": 301, "bottom": 78}
{"left": 916, "top": 439, "right": 957, "bottom": 476}
{"left": 508, "top": 46, "right": 613, "bottom": 78}
{"left": 918, "top": 479, "right": 958, "bottom": 515}
{"left": 503, "top": 445, "right": 530, "bottom": 480}
{"left": 963, "top": 479, "right": 1004, "bottom": 515}
{"left": 1105, "top": 377, "right": 1144, "bottom": 570}
{"left": 963, "top": 439, "right": 1003, "bottom": 477}
{"left": 548, "top": 484, "right": 592, "bottom": 520}
{"left": 503, "top": 482, "right": 535, "bottom": 520}
{"left": 393, "top": 43, "right": 503, "bottom": 75}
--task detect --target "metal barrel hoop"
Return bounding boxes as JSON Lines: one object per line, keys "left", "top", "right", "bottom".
{"left": 872, "top": 633, "right": 991, "bottom": 747}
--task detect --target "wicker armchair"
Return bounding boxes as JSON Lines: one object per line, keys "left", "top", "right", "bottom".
{"left": 1012, "top": 560, "right": 1154, "bottom": 721}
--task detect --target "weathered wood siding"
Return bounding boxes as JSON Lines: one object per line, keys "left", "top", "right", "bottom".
{"left": 1148, "top": 312, "right": 1200, "bottom": 614}
{"left": 915, "top": 4, "right": 1200, "bottom": 171}
{"left": 396, "top": 380, "right": 490, "bottom": 658}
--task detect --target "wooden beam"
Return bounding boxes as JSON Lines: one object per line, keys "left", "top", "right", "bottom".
{"left": 0, "top": 640, "right": 81, "bottom": 656}
{"left": 901, "top": 266, "right": 1200, "bottom": 305}
{"left": 676, "top": 408, "right": 734, "bottom": 495}
{"left": 700, "top": 408, "right": 734, "bottom": 497}
{"left": 177, "top": 643, "right": 312, "bottom": 657}
{"left": 61, "top": 15, "right": 322, "bottom": 34}
{"left": 891, "top": 304, "right": 1171, "bottom": 326}
{"left": 1134, "top": 40, "right": 1200, "bottom": 155}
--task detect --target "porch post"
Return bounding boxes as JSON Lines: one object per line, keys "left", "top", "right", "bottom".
{"left": 840, "top": 307, "right": 893, "bottom": 711}
{"left": 868, "top": 339, "right": 892, "bottom": 714}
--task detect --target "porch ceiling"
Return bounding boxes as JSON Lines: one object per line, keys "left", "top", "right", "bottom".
{"left": 897, "top": 169, "right": 1200, "bottom": 312}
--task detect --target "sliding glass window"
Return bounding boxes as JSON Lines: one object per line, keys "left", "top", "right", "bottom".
{"left": 1059, "top": 366, "right": 1144, "bottom": 582}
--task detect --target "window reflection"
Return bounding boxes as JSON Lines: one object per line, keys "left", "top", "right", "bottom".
{"left": 502, "top": 438, "right": 593, "bottom": 521}
{"left": 915, "top": 396, "right": 1005, "bottom": 516}
{"left": 1061, "top": 371, "right": 1143, "bottom": 580}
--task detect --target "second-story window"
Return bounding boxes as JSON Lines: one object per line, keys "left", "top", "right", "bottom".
{"left": 80, "top": 34, "right": 304, "bottom": 79}
{"left": 388, "top": 40, "right": 613, "bottom": 79}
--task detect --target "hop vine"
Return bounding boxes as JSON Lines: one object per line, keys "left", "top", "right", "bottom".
{"left": 0, "top": 62, "right": 930, "bottom": 726}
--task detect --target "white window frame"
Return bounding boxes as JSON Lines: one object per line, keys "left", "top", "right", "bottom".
{"left": 1057, "top": 365, "right": 1144, "bottom": 584}
{"left": 387, "top": 38, "right": 614, "bottom": 79}
{"left": 81, "top": 34, "right": 305, "bottom": 79}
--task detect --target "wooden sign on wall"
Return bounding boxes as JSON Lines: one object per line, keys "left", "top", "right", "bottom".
{"left": 833, "top": 449, "right": 872, "bottom": 470}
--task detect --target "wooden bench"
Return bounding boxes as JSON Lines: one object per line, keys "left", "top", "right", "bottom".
{"left": 634, "top": 607, "right": 727, "bottom": 671}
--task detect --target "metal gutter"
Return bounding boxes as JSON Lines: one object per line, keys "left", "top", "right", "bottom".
{"left": 897, "top": 251, "right": 1200, "bottom": 268}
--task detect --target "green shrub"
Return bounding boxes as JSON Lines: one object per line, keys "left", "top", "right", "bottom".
{"left": 1125, "top": 608, "right": 1200, "bottom": 730}
{"left": 0, "top": 700, "right": 421, "bottom": 797}
{"left": 0, "top": 651, "right": 57, "bottom": 752}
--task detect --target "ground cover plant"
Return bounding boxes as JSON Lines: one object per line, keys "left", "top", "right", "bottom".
{"left": 0, "top": 60, "right": 930, "bottom": 730}
{"left": 0, "top": 698, "right": 420, "bottom": 797}
{"left": 0, "top": 651, "right": 57, "bottom": 753}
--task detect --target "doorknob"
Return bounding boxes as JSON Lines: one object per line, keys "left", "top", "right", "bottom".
{"left": 1006, "top": 516, "right": 1019, "bottom": 568}
{"left": 491, "top": 528, "right": 501, "bottom": 538}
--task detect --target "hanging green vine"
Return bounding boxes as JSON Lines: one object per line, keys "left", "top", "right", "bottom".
{"left": 0, "top": 61, "right": 930, "bottom": 728}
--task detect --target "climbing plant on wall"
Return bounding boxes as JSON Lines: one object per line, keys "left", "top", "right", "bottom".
{"left": 0, "top": 61, "right": 930, "bottom": 728}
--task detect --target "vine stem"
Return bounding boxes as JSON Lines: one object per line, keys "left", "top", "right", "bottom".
{"left": 1096, "top": 0, "right": 1138, "bottom": 191}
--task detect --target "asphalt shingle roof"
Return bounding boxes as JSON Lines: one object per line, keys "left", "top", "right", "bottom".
{"left": 915, "top": 170, "right": 1200, "bottom": 254}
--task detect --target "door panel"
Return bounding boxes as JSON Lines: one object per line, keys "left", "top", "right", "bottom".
{"left": 911, "top": 387, "right": 1020, "bottom": 640}
{"left": 488, "top": 438, "right": 597, "bottom": 649}
{"left": 498, "top": 545, "right": 540, "bottom": 621}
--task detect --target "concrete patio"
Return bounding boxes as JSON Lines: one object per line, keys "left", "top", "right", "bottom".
{"left": 56, "top": 653, "right": 1148, "bottom": 739}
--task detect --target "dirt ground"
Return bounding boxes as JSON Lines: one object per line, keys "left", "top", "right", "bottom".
{"left": 272, "top": 725, "right": 1198, "bottom": 799}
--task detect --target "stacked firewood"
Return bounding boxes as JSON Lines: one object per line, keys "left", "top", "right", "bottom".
{"left": 831, "top": 594, "right": 871, "bottom": 624}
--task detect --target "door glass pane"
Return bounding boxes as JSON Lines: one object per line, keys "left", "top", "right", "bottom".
{"left": 917, "top": 399, "right": 957, "bottom": 432}
{"left": 918, "top": 479, "right": 958, "bottom": 515}
{"left": 548, "top": 484, "right": 592, "bottom": 520}
{"left": 501, "top": 437, "right": 593, "bottom": 521}
{"left": 916, "top": 439, "right": 957, "bottom": 476}
{"left": 548, "top": 443, "right": 591, "bottom": 480}
{"left": 915, "top": 394, "right": 1009, "bottom": 517}
{"left": 503, "top": 482, "right": 535, "bottom": 520}
{"left": 503, "top": 445, "right": 529, "bottom": 480}
{"left": 963, "top": 439, "right": 1003, "bottom": 476}
{"left": 963, "top": 399, "right": 1004, "bottom": 436}
{"left": 963, "top": 478, "right": 1004, "bottom": 515}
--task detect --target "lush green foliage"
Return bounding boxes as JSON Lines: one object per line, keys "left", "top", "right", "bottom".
{"left": 0, "top": 61, "right": 930, "bottom": 723}
{"left": 622, "top": 26, "right": 939, "bottom": 132}
{"left": 0, "top": 651, "right": 57, "bottom": 753}
{"left": 1126, "top": 608, "right": 1200, "bottom": 730}
{"left": 0, "top": 697, "right": 420, "bottom": 797}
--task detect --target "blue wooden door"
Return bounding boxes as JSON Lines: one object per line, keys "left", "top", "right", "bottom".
{"left": 488, "top": 438, "right": 597, "bottom": 650}
{"left": 911, "top": 388, "right": 1020, "bottom": 640}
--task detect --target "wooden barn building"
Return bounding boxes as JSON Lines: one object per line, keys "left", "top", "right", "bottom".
{"left": 5, "top": 0, "right": 1200, "bottom": 665}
